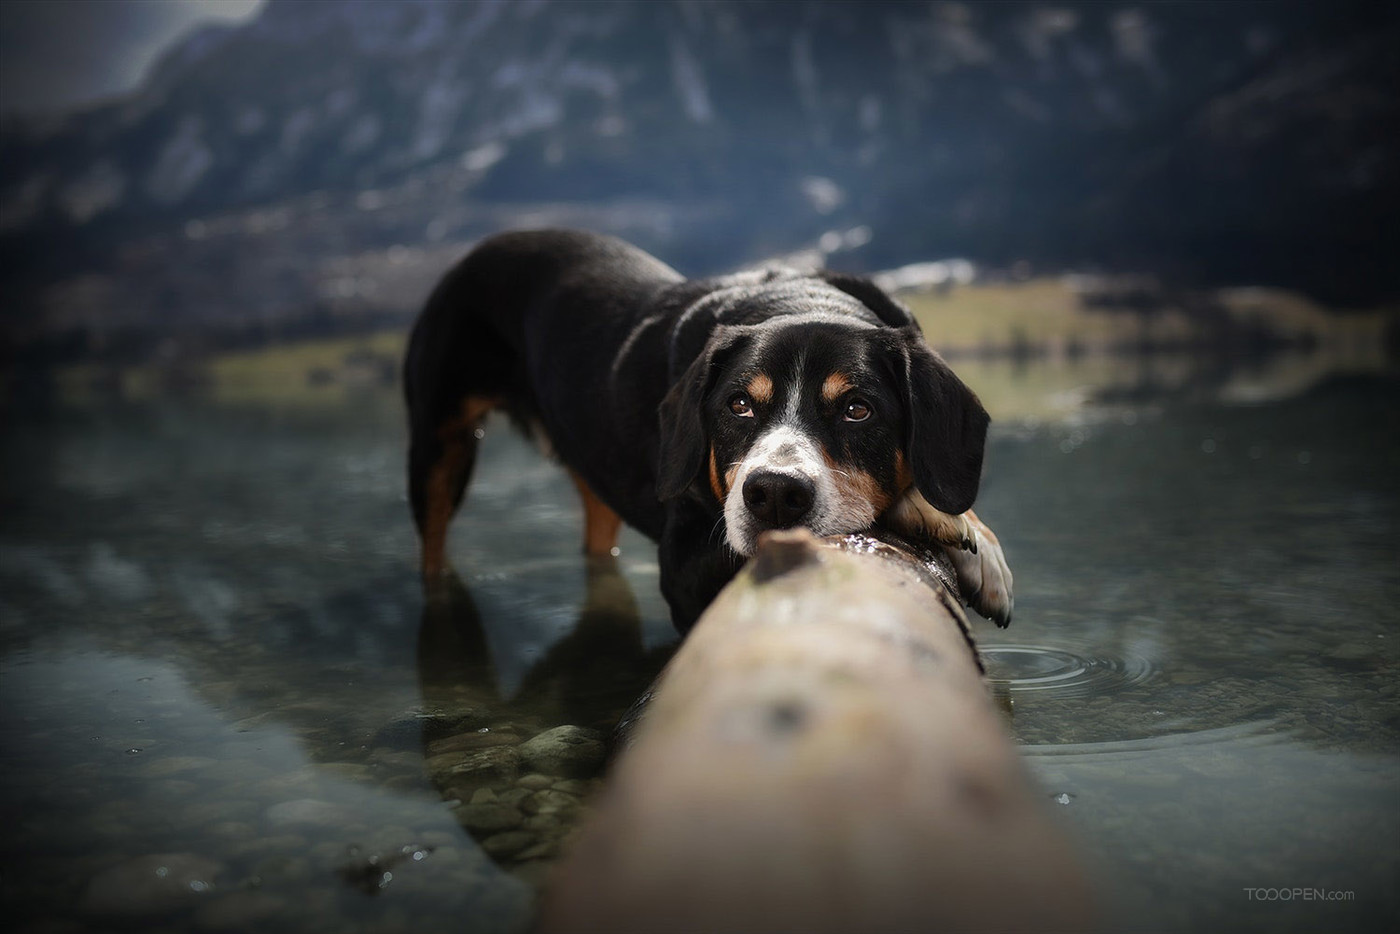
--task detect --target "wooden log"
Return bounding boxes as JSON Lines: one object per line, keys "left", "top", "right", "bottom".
{"left": 538, "top": 528, "right": 1094, "bottom": 934}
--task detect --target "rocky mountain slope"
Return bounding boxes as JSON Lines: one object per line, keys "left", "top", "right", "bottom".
{"left": 2, "top": 0, "right": 1395, "bottom": 359}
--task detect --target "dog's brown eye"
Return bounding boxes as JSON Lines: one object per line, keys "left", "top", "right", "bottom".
{"left": 729, "top": 394, "right": 754, "bottom": 417}
{"left": 844, "top": 400, "right": 872, "bottom": 422}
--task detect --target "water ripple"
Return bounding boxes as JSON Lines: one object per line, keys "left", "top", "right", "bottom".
{"left": 981, "top": 643, "right": 1158, "bottom": 698}
{"left": 1020, "top": 719, "right": 1291, "bottom": 758}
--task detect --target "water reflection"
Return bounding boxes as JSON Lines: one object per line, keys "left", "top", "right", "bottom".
{"left": 419, "top": 559, "right": 671, "bottom": 739}
{"left": 414, "top": 561, "right": 673, "bottom": 870}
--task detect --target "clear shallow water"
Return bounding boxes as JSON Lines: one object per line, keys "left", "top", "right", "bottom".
{"left": 2, "top": 367, "right": 1398, "bottom": 932}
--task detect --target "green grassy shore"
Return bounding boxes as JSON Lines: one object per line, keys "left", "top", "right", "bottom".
{"left": 53, "top": 279, "right": 1396, "bottom": 421}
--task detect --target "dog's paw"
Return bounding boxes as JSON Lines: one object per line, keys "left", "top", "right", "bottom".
{"left": 882, "top": 491, "right": 1013, "bottom": 625}
{"left": 944, "top": 516, "right": 1013, "bottom": 627}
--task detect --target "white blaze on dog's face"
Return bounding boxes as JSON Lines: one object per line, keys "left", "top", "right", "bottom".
{"left": 722, "top": 423, "right": 868, "bottom": 555}
{"left": 706, "top": 322, "right": 907, "bottom": 556}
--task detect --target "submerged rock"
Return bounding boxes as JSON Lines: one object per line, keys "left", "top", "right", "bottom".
{"left": 481, "top": 831, "right": 535, "bottom": 860}
{"left": 518, "top": 727, "right": 605, "bottom": 779}
{"left": 426, "top": 745, "right": 521, "bottom": 782}
{"left": 264, "top": 798, "right": 353, "bottom": 829}
{"left": 456, "top": 802, "right": 524, "bottom": 834}
{"left": 427, "top": 731, "right": 521, "bottom": 757}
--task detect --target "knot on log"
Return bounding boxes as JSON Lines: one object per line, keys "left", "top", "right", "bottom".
{"left": 749, "top": 528, "right": 822, "bottom": 583}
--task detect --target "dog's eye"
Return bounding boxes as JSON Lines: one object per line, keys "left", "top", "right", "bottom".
{"left": 729, "top": 394, "right": 754, "bottom": 417}
{"left": 844, "top": 399, "right": 872, "bottom": 422}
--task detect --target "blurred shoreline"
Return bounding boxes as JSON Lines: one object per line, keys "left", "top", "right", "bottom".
{"left": 21, "top": 274, "right": 1398, "bottom": 421}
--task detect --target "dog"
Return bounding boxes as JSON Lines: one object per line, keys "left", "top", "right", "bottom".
{"left": 404, "top": 229, "right": 1013, "bottom": 631}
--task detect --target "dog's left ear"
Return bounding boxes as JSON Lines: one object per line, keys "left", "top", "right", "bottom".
{"left": 656, "top": 327, "right": 745, "bottom": 501}
{"left": 897, "top": 326, "right": 989, "bottom": 515}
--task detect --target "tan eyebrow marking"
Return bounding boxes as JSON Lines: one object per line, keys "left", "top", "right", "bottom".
{"left": 822, "top": 372, "right": 854, "bottom": 403}
{"left": 746, "top": 372, "right": 774, "bottom": 404}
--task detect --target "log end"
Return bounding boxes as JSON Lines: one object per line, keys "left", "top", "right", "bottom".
{"left": 749, "top": 528, "right": 823, "bottom": 583}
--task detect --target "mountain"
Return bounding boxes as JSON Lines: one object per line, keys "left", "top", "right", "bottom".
{"left": 1, "top": 0, "right": 1396, "bottom": 359}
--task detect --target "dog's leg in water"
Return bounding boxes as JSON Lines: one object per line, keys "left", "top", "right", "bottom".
{"left": 411, "top": 396, "right": 497, "bottom": 579}
{"left": 569, "top": 471, "right": 623, "bottom": 556}
{"left": 884, "top": 490, "right": 1014, "bottom": 627}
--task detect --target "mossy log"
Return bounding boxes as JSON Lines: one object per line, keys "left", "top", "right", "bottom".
{"left": 538, "top": 528, "right": 1093, "bottom": 934}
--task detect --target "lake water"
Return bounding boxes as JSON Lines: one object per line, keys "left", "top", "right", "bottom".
{"left": 2, "top": 357, "right": 1397, "bottom": 933}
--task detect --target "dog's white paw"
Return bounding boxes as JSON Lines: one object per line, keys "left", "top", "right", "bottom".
{"left": 944, "top": 515, "right": 1013, "bottom": 627}
{"left": 883, "top": 491, "right": 1014, "bottom": 626}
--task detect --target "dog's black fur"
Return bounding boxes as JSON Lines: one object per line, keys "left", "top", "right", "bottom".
{"left": 405, "top": 229, "right": 992, "bottom": 631}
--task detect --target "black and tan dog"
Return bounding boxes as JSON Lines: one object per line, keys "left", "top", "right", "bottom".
{"left": 405, "top": 229, "right": 1012, "bottom": 631}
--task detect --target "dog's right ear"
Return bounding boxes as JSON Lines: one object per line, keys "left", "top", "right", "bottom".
{"left": 817, "top": 270, "right": 917, "bottom": 328}
{"left": 657, "top": 327, "right": 745, "bottom": 501}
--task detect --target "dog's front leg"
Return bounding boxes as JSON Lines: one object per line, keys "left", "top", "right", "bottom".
{"left": 884, "top": 491, "right": 1014, "bottom": 627}
{"left": 659, "top": 500, "right": 745, "bottom": 634}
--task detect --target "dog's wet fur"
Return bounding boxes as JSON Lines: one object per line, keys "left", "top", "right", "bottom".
{"left": 405, "top": 229, "right": 1013, "bottom": 630}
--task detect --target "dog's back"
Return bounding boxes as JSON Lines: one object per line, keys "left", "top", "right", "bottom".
{"left": 404, "top": 230, "right": 681, "bottom": 426}
{"left": 404, "top": 230, "right": 684, "bottom": 572}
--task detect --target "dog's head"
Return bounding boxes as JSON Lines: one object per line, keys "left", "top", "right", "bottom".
{"left": 657, "top": 280, "right": 989, "bottom": 555}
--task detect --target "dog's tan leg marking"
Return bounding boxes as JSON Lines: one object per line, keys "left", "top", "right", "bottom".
{"left": 421, "top": 451, "right": 464, "bottom": 579}
{"left": 420, "top": 395, "right": 498, "bottom": 578}
{"left": 570, "top": 471, "right": 623, "bottom": 557}
{"left": 884, "top": 487, "right": 976, "bottom": 551}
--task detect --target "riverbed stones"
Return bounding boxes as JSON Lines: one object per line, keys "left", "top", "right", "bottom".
{"left": 229, "top": 834, "right": 307, "bottom": 860}
{"left": 264, "top": 797, "right": 354, "bottom": 829}
{"left": 317, "top": 762, "right": 372, "bottom": 781}
{"left": 179, "top": 799, "right": 258, "bottom": 825}
{"left": 516, "top": 773, "right": 554, "bottom": 790}
{"left": 205, "top": 820, "right": 257, "bottom": 840}
{"left": 427, "top": 731, "right": 521, "bottom": 757}
{"left": 80, "top": 853, "right": 225, "bottom": 917}
{"left": 521, "top": 789, "right": 580, "bottom": 816}
{"left": 480, "top": 831, "right": 534, "bottom": 859}
{"left": 498, "top": 787, "right": 532, "bottom": 806}
{"left": 455, "top": 802, "right": 524, "bottom": 834}
{"left": 523, "top": 814, "right": 558, "bottom": 832}
{"left": 517, "top": 726, "right": 605, "bottom": 778}
{"left": 370, "top": 748, "right": 424, "bottom": 770}
{"left": 426, "top": 745, "right": 520, "bottom": 782}
{"left": 516, "top": 839, "right": 560, "bottom": 861}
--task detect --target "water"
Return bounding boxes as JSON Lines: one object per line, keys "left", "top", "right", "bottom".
{"left": 2, "top": 363, "right": 1397, "bottom": 932}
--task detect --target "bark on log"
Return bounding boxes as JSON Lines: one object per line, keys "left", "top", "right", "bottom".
{"left": 538, "top": 528, "right": 1093, "bottom": 934}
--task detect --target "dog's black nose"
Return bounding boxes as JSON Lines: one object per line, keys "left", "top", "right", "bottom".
{"left": 742, "top": 470, "right": 815, "bottom": 529}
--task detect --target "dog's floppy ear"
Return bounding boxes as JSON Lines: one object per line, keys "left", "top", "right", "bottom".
{"left": 817, "top": 270, "right": 917, "bottom": 328}
{"left": 656, "top": 327, "right": 745, "bottom": 501}
{"left": 898, "top": 326, "right": 989, "bottom": 515}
